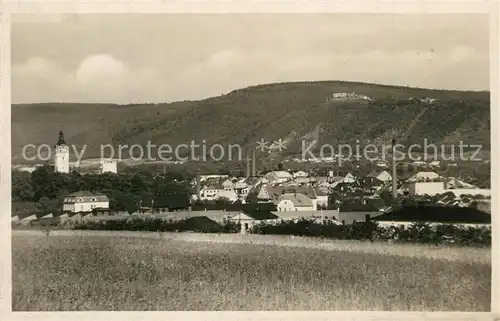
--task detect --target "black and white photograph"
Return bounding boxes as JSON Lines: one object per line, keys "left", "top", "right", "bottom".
{"left": 6, "top": 12, "right": 495, "bottom": 313}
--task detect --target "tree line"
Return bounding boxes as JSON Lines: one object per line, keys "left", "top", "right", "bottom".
{"left": 12, "top": 165, "right": 194, "bottom": 214}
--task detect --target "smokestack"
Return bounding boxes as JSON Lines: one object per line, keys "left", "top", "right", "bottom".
{"left": 392, "top": 138, "right": 398, "bottom": 199}
{"left": 196, "top": 173, "right": 201, "bottom": 199}
{"left": 252, "top": 150, "right": 256, "bottom": 177}
{"left": 246, "top": 148, "right": 251, "bottom": 178}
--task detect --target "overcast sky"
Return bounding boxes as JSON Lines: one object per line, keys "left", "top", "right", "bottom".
{"left": 12, "top": 14, "right": 489, "bottom": 104}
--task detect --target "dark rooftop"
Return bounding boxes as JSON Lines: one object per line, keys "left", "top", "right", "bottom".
{"left": 375, "top": 206, "right": 491, "bottom": 224}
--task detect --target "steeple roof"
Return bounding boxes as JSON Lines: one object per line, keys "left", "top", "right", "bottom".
{"left": 55, "top": 130, "right": 67, "bottom": 147}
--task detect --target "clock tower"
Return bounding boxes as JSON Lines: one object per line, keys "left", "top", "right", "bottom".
{"left": 54, "top": 130, "right": 69, "bottom": 173}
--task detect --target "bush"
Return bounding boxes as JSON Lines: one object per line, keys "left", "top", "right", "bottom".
{"left": 71, "top": 217, "right": 490, "bottom": 247}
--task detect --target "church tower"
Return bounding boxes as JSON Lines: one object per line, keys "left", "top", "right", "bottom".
{"left": 54, "top": 130, "right": 69, "bottom": 173}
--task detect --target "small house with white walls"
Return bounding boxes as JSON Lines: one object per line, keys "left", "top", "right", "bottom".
{"left": 264, "top": 171, "right": 293, "bottom": 184}
{"left": 276, "top": 193, "right": 317, "bottom": 212}
{"left": 62, "top": 191, "right": 110, "bottom": 213}
{"left": 101, "top": 159, "right": 118, "bottom": 174}
{"left": 367, "top": 170, "right": 392, "bottom": 183}
{"left": 228, "top": 210, "right": 279, "bottom": 234}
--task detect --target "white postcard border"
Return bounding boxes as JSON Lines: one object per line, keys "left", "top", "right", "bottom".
{"left": 1, "top": 1, "right": 498, "bottom": 320}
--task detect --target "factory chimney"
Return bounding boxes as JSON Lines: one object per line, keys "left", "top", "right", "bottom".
{"left": 392, "top": 138, "right": 398, "bottom": 199}
{"left": 252, "top": 149, "right": 256, "bottom": 177}
{"left": 246, "top": 148, "right": 251, "bottom": 178}
{"left": 196, "top": 173, "right": 201, "bottom": 199}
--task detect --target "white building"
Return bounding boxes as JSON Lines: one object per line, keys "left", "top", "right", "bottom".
{"left": 367, "top": 170, "right": 392, "bottom": 182}
{"left": 199, "top": 184, "right": 238, "bottom": 202}
{"left": 228, "top": 211, "right": 279, "bottom": 234}
{"left": 445, "top": 177, "right": 476, "bottom": 189}
{"left": 276, "top": 193, "right": 317, "bottom": 212}
{"left": 101, "top": 159, "right": 118, "bottom": 174}
{"left": 407, "top": 171, "right": 441, "bottom": 182}
{"left": 54, "top": 130, "right": 70, "bottom": 173}
{"left": 293, "top": 170, "right": 309, "bottom": 178}
{"left": 264, "top": 171, "right": 293, "bottom": 184}
{"left": 331, "top": 92, "right": 372, "bottom": 101}
{"left": 406, "top": 181, "right": 445, "bottom": 196}
{"left": 62, "top": 191, "right": 110, "bottom": 213}
{"left": 199, "top": 174, "right": 229, "bottom": 182}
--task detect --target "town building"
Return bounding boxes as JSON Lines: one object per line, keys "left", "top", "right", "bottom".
{"left": 228, "top": 210, "right": 279, "bottom": 234}
{"left": 264, "top": 170, "right": 293, "bottom": 184}
{"left": 62, "top": 191, "right": 110, "bottom": 213}
{"left": 367, "top": 170, "right": 392, "bottom": 182}
{"left": 276, "top": 193, "right": 317, "bottom": 212}
{"left": 374, "top": 206, "right": 491, "bottom": 228}
{"left": 101, "top": 159, "right": 118, "bottom": 174}
{"left": 406, "top": 181, "right": 445, "bottom": 196}
{"left": 272, "top": 209, "right": 339, "bottom": 223}
{"left": 337, "top": 197, "right": 387, "bottom": 224}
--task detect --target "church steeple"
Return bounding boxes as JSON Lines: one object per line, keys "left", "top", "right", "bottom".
{"left": 55, "top": 129, "right": 67, "bottom": 147}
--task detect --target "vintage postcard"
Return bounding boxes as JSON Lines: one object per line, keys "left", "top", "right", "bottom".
{"left": 0, "top": 1, "right": 498, "bottom": 321}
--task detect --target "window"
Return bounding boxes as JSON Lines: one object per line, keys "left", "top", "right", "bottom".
{"left": 365, "top": 214, "right": 371, "bottom": 221}
{"left": 91, "top": 198, "right": 96, "bottom": 202}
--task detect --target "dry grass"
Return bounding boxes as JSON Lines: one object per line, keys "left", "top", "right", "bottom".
{"left": 12, "top": 230, "right": 491, "bottom": 311}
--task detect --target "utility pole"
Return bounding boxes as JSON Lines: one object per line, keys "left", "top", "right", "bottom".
{"left": 392, "top": 137, "right": 398, "bottom": 199}
{"left": 246, "top": 147, "right": 251, "bottom": 178}
{"left": 252, "top": 149, "right": 256, "bottom": 177}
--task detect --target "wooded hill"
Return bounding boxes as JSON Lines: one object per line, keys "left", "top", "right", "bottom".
{"left": 12, "top": 81, "right": 490, "bottom": 163}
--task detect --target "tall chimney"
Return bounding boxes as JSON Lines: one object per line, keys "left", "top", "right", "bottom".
{"left": 196, "top": 173, "right": 201, "bottom": 199}
{"left": 246, "top": 148, "right": 251, "bottom": 178}
{"left": 392, "top": 138, "right": 398, "bottom": 199}
{"left": 252, "top": 150, "right": 256, "bottom": 177}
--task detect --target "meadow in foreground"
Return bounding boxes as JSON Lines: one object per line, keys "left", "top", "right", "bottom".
{"left": 12, "top": 231, "right": 491, "bottom": 311}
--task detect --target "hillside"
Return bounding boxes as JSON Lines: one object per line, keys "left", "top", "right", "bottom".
{"left": 12, "top": 81, "right": 490, "bottom": 164}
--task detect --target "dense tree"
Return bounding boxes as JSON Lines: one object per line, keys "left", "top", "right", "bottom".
{"left": 12, "top": 166, "right": 194, "bottom": 213}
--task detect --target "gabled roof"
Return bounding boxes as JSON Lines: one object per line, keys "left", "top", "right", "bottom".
{"left": 375, "top": 206, "right": 491, "bottom": 224}
{"left": 265, "top": 185, "right": 317, "bottom": 201}
{"left": 153, "top": 195, "right": 191, "bottom": 209}
{"left": 242, "top": 210, "right": 279, "bottom": 220}
{"left": 68, "top": 191, "right": 103, "bottom": 197}
{"left": 367, "top": 170, "right": 382, "bottom": 178}
{"left": 65, "top": 191, "right": 109, "bottom": 202}
{"left": 277, "top": 193, "right": 314, "bottom": 207}
{"left": 203, "top": 184, "right": 224, "bottom": 190}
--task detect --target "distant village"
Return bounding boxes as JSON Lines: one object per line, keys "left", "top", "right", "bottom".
{"left": 12, "top": 129, "right": 492, "bottom": 233}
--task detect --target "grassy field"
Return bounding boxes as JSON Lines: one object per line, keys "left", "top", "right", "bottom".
{"left": 12, "top": 230, "right": 491, "bottom": 311}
